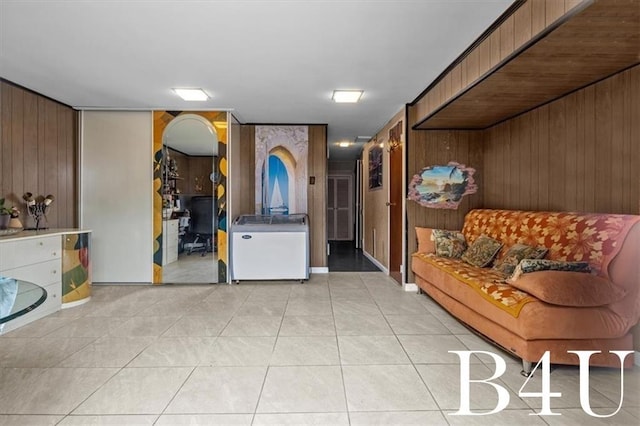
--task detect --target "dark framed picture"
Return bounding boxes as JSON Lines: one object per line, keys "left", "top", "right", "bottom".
{"left": 368, "top": 144, "right": 383, "bottom": 190}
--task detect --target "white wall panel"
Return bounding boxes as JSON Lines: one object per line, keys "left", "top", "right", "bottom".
{"left": 80, "top": 111, "right": 153, "bottom": 283}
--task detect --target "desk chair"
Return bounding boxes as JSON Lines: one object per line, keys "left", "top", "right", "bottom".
{"left": 187, "top": 196, "right": 214, "bottom": 256}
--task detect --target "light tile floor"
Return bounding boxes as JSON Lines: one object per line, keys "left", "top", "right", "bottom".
{"left": 0, "top": 272, "right": 638, "bottom": 425}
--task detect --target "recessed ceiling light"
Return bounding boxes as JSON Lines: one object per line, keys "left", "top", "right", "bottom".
{"left": 173, "top": 88, "right": 209, "bottom": 101}
{"left": 332, "top": 90, "right": 363, "bottom": 103}
{"left": 338, "top": 141, "right": 350, "bottom": 148}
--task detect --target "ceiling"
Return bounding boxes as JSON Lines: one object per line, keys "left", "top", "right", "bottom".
{"left": 0, "top": 0, "right": 513, "bottom": 161}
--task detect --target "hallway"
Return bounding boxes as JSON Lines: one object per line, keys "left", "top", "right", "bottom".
{"left": 328, "top": 241, "right": 380, "bottom": 272}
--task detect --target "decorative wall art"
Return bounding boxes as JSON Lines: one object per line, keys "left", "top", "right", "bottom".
{"left": 255, "top": 126, "right": 309, "bottom": 215}
{"left": 368, "top": 143, "right": 383, "bottom": 190}
{"left": 408, "top": 162, "right": 477, "bottom": 209}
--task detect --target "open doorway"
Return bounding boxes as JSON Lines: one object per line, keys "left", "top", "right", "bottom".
{"left": 160, "top": 114, "right": 219, "bottom": 284}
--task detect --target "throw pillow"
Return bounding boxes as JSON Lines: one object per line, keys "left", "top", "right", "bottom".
{"left": 507, "top": 270, "right": 626, "bottom": 307}
{"left": 461, "top": 235, "right": 503, "bottom": 267}
{"left": 415, "top": 227, "right": 435, "bottom": 254}
{"left": 432, "top": 229, "right": 467, "bottom": 258}
{"left": 492, "top": 244, "right": 548, "bottom": 276}
{"left": 508, "top": 259, "right": 591, "bottom": 282}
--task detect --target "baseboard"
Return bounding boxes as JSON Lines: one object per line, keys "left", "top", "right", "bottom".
{"left": 635, "top": 351, "right": 640, "bottom": 367}
{"left": 403, "top": 282, "right": 418, "bottom": 293}
{"left": 362, "top": 251, "right": 388, "bottom": 274}
{"left": 310, "top": 267, "right": 329, "bottom": 274}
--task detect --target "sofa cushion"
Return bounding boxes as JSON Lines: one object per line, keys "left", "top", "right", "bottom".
{"left": 508, "top": 259, "right": 591, "bottom": 282}
{"left": 432, "top": 229, "right": 467, "bottom": 258}
{"left": 492, "top": 244, "right": 548, "bottom": 275}
{"left": 461, "top": 235, "right": 502, "bottom": 267}
{"left": 507, "top": 271, "right": 627, "bottom": 307}
{"left": 415, "top": 227, "right": 435, "bottom": 254}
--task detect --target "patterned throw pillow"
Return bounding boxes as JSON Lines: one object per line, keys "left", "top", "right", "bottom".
{"left": 432, "top": 229, "right": 467, "bottom": 258}
{"left": 461, "top": 235, "right": 503, "bottom": 267}
{"left": 508, "top": 259, "right": 591, "bottom": 283}
{"left": 492, "top": 244, "right": 548, "bottom": 276}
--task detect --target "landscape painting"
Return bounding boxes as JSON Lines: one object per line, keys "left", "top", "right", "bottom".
{"left": 407, "top": 162, "right": 477, "bottom": 209}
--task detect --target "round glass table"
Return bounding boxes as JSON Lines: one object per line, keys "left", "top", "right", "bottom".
{"left": 0, "top": 277, "right": 47, "bottom": 325}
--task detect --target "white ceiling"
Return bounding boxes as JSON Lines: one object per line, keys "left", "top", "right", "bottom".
{"left": 0, "top": 0, "right": 513, "bottom": 161}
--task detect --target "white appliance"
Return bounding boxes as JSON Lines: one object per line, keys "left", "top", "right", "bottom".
{"left": 230, "top": 214, "right": 309, "bottom": 282}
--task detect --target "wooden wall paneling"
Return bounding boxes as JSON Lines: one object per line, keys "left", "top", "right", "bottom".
{"left": 594, "top": 77, "right": 613, "bottom": 213}
{"left": 514, "top": 1, "right": 533, "bottom": 50}
{"left": 583, "top": 85, "right": 596, "bottom": 212}
{"left": 547, "top": 100, "right": 565, "bottom": 211}
{"left": 531, "top": 0, "right": 547, "bottom": 35}
{"left": 0, "top": 81, "right": 78, "bottom": 228}
{"left": 629, "top": 67, "right": 640, "bottom": 214}
{"left": 545, "top": 0, "right": 566, "bottom": 25}
{"left": 11, "top": 86, "right": 24, "bottom": 209}
{"left": 499, "top": 14, "right": 515, "bottom": 61}
{"left": 482, "top": 66, "right": 639, "bottom": 216}
{"left": 466, "top": 48, "right": 480, "bottom": 86}
{"left": 564, "top": 90, "right": 578, "bottom": 211}
{"left": 573, "top": 90, "right": 585, "bottom": 211}
{"left": 23, "top": 91, "right": 38, "bottom": 217}
{"left": 611, "top": 73, "right": 626, "bottom": 213}
{"left": 307, "top": 125, "right": 327, "bottom": 268}
{"left": 43, "top": 100, "right": 58, "bottom": 226}
{"left": 405, "top": 128, "right": 483, "bottom": 282}
{"left": 234, "top": 125, "right": 255, "bottom": 217}
{"left": 489, "top": 30, "right": 502, "bottom": 69}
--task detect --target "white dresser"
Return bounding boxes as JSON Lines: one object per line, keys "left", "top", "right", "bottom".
{"left": 162, "top": 219, "right": 179, "bottom": 265}
{"left": 0, "top": 234, "right": 62, "bottom": 333}
{"left": 0, "top": 229, "right": 91, "bottom": 334}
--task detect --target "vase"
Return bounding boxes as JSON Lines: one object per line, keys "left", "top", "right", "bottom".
{"left": 9, "top": 217, "right": 22, "bottom": 229}
{"left": 0, "top": 214, "right": 9, "bottom": 230}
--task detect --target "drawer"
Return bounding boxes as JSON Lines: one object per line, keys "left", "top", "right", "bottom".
{"left": 1, "top": 259, "right": 61, "bottom": 286}
{"left": 0, "top": 236, "right": 61, "bottom": 270}
{"left": 164, "top": 221, "right": 179, "bottom": 238}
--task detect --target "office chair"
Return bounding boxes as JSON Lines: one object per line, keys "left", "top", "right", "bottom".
{"left": 187, "top": 196, "right": 214, "bottom": 256}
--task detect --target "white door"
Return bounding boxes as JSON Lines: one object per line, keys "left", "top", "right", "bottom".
{"left": 327, "top": 175, "right": 353, "bottom": 241}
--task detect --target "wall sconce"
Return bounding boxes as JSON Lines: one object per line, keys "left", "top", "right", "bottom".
{"left": 387, "top": 139, "right": 402, "bottom": 152}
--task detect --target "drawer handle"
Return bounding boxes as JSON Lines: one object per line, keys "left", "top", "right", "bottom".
{"left": 52, "top": 252, "right": 57, "bottom": 256}
{"left": 52, "top": 270, "right": 57, "bottom": 274}
{"left": 39, "top": 242, "right": 44, "bottom": 246}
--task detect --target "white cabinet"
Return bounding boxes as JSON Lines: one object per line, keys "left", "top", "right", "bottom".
{"left": 0, "top": 235, "right": 62, "bottom": 333}
{"left": 162, "top": 219, "right": 179, "bottom": 265}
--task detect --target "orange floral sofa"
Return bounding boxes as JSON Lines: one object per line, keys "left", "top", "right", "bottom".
{"left": 412, "top": 209, "right": 640, "bottom": 373}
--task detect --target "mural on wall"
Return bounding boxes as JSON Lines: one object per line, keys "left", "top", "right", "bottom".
{"left": 368, "top": 142, "right": 383, "bottom": 190}
{"left": 255, "top": 126, "right": 308, "bottom": 215}
{"left": 153, "top": 111, "right": 228, "bottom": 283}
{"left": 62, "top": 232, "right": 91, "bottom": 304}
{"left": 408, "top": 162, "right": 477, "bottom": 209}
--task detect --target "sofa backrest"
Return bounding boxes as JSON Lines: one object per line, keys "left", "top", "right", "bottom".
{"left": 461, "top": 209, "right": 640, "bottom": 280}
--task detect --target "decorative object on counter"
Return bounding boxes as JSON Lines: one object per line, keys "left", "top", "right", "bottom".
{"left": 0, "top": 198, "right": 12, "bottom": 230}
{"left": 407, "top": 162, "right": 477, "bottom": 209}
{"left": 22, "top": 192, "right": 54, "bottom": 230}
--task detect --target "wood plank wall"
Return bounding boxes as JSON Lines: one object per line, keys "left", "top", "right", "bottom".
{"left": 235, "top": 124, "right": 327, "bottom": 268}
{"left": 0, "top": 80, "right": 78, "bottom": 228}
{"left": 412, "top": 0, "right": 587, "bottom": 125}
{"left": 307, "top": 125, "right": 328, "bottom": 268}
{"left": 483, "top": 65, "right": 640, "bottom": 215}
{"left": 405, "top": 123, "right": 484, "bottom": 282}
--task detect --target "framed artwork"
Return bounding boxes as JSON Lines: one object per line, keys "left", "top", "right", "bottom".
{"left": 408, "top": 162, "right": 477, "bottom": 209}
{"left": 368, "top": 144, "right": 383, "bottom": 190}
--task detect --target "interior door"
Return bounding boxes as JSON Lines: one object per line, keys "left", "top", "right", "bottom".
{"left": 389, "top": 145, "right": 403, "bottom": 284}
{"left": 327, "top": 175, "right": 353, "bottom": 241}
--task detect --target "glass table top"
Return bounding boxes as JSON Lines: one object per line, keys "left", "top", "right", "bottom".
{"left": 0, "top": 277, "right": 47, "bottom": 325}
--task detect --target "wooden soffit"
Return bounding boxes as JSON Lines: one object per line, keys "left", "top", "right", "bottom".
{"left": 415, "top": 0, "right": 640, "bottom": 130}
